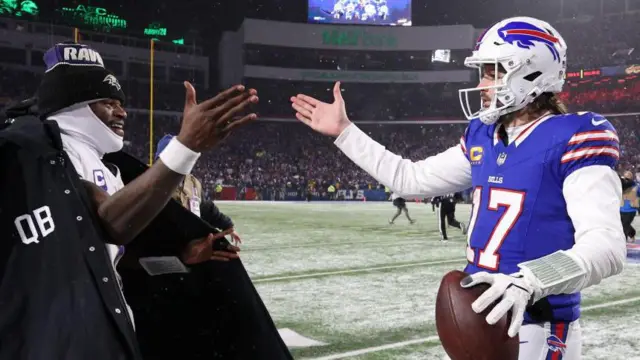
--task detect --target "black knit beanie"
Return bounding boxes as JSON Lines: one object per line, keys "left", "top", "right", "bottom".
{"left": 37, "top": 42, "right": 125, "bottom": 117}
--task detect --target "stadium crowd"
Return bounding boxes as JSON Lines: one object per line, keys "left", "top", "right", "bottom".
{"left": 554, "top": 15, "right": 640, "bottom": 68}
{"left": 2, "top": 76, "right": 639, "bottom": 202}
{"left": 1, "top": 14, "right": 639, "bottom": 201}
{"left": 120, "top": 111, "right": 640, "bottom": 200}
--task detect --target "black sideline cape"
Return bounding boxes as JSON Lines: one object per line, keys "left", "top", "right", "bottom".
{"left": 104, "top": 151, "right": 293, "bottom": 360}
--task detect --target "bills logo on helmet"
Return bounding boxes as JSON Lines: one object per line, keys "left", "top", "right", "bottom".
{"left": 546, "top": 334, "right": 567, "bottom": 354}
{"left": 93, "top": 169, "right": 108, "bottom": 191}
{"left": 497, "top": 21, "right": 561, "bottom": 62}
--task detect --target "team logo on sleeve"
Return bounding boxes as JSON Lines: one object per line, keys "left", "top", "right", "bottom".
{"left": 93, "top": 169, "right": 108, "bottom": 191}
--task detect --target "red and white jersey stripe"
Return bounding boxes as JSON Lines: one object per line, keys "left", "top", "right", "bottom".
{"left": 561, "top": 145, "right": 620, "bottom": 163}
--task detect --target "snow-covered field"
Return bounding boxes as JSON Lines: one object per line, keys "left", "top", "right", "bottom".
{"left": 219, "top": 201, "right": 640, "bottom": 359}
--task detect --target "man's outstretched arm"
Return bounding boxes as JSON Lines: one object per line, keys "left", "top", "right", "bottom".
{"left": 83, "top": 138, "right": 198, "bottom": 245}
{"left": 84, "top": 82, "right": 259, "bottom": 245}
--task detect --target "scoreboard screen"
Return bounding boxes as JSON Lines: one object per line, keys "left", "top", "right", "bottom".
{"left": 308, "top": 0, "right": 411, "bottom": 26}
{"left": 0, "top": 0, "right": 39, "bottom": 18}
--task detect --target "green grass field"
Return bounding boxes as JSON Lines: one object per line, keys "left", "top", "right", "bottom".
{"left": 218, "top": 201, "right": 640, "bottom": 360}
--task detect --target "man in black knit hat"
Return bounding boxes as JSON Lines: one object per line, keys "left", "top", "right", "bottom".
{"left": 0, "top": 42, "right": 259, "bottom": 360}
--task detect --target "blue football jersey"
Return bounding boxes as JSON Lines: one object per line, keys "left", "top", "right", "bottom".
{"left": 460, "top": 112, "right": 620, "bottom": 323}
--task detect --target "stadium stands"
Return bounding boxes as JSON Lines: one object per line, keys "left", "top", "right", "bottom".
{"left": 1, "top": 14, "right": 639, "bottom": 201}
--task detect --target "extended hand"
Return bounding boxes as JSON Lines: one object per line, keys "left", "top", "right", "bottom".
{"left": 178, "top": 82, "right": 259, "bottom": 152}
{"left": 290, "top": 81, "right": 352, "bottom": 137}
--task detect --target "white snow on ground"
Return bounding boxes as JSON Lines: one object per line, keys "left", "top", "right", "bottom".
{"left": 217, "top": 201, "right": 640, "bottom": 359}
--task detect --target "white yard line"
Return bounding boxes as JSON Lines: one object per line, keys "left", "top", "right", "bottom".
{"left": 246, "top": 238, "right": 437, "bottom": 251}
{"left": 582, "top": 296, "right": 640, "bottom": 311}
{"left": 253, "top": 259, "right": 462, "bottom": 283}
{"left": 305, "top": 336, "right": 440, "bottom": 360}
{"left": 304, "top": 295, "right": 640, "bottom": 360}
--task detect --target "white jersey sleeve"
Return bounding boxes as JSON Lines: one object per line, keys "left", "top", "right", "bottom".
{"left": 519, "top": 165, "right": 626, "bottom": 301}
{"left": 562, "top": 165, "right": 626, "bottom": 289}
{"left": 333, "top": 123, "right": 472, "bottom": 197}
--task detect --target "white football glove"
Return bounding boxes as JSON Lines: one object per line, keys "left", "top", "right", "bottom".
{"left": 460, "top": 272, "right": 540, "bottom": 338}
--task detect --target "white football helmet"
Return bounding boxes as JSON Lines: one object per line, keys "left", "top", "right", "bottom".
{"left": 458, "top": 16, "right": 568, "bottom": 125}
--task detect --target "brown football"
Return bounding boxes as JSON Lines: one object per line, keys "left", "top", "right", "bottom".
{"left": 435, "top": 270, "right": 519, "bottom": 360}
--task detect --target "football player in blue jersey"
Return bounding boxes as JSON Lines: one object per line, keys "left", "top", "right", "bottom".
{"left": 619, "top": 170, "right": 638, "bottom": 242}
{"left": 290, "top": 16, "right": 626, "bottom": 359}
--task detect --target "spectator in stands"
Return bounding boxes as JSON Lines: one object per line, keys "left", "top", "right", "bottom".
{"left": 155, "top": 134, "right": 243, "bottom": 248}
{"left": 620, "top": 170, "right": 638, "bottom": 243}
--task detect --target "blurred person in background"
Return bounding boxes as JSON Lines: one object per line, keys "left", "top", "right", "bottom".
{"left": 389, "top": 192, "right": 415, "bottom": 224}
{"left": 432, "top": 192, "right": 467, "bottom": 242}
{"left": 156, "top": 134, "right": 243, "bottom": 247}
{"left": 620, "top": 170, "right": 638, "bottom": 243}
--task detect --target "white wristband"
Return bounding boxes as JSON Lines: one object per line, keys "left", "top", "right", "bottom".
{"left": 158, "top": 137, "right": 200, "bottom": 175}
{"left": 518, "top": 250, "right": 587, "bottom": 302}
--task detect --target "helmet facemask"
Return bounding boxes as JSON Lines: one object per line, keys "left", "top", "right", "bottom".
{"left": 459, "top": 59, "right": 532, "bottom": 125}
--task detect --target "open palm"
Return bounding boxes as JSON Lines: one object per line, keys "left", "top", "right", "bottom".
{"left": 290, "top": 81, "right": 352, "bottom": 137}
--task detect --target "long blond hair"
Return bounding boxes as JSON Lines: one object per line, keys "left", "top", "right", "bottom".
{"left": 528, "top": 92, "right": 568, "bottom": 115}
